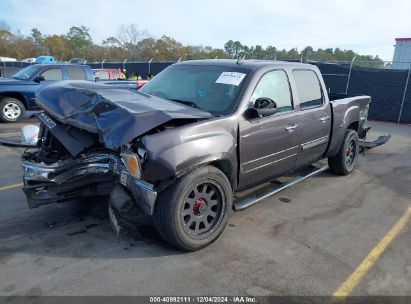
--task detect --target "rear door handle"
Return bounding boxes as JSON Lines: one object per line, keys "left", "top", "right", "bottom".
{"left": 320, "top": 116, "right": 330, "bottom": 123}
{"left": 285, "top": 124, "right": 299, "bottom": 132}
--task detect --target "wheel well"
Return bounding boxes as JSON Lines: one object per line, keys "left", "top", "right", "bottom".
{"left": 347, "top": 121, "right": 359, "bottom": 132}
{"left": 208, "top": 160, "right": 236, "bottom": 190}
{"left": 0, "top": 92, "right": 27, "bottom": 109}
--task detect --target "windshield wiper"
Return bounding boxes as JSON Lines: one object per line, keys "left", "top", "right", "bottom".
{"left": 169, "top": 98, "right": 203, "bottom": 110}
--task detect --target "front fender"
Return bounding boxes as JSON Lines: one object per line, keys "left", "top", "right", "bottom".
{"left": 142, "top": 128, "right": 237, "bottom": 183}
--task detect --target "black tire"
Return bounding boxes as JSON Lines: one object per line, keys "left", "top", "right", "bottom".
{"left": 328, "top": 129, "right": 359, "bottom": 175}
{"left": 153, "top": 165, "right": 233, "bottom": 251}
{"left": 0, "top": 97, "right": 25, "bottom": 122}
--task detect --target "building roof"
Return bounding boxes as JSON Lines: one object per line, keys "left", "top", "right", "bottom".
{"left": 395, "top": 38, "right": 411, "bottom": 42}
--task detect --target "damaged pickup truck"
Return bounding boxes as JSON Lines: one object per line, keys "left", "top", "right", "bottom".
{"left": 22, "top": 60, "right": 373, "bottom": 251}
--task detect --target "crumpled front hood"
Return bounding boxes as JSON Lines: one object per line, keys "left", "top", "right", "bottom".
{"left": 36, "top": 81, "right": 212, "bottom": 150}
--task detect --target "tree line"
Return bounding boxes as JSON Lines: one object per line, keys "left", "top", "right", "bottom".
{"left": 0, "top": 21, "right": 384, "bottom": 68}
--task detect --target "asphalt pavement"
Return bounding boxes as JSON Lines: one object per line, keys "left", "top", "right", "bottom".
{"left": 0, "top": 119, "right": 410, "bottom": 297}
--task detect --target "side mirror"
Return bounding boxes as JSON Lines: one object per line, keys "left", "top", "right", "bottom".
{"left": 33, "top": 75, "right": 45, "bottom": 83}
{"left": 246, "top": 97, "right": 277, "bottom": 118}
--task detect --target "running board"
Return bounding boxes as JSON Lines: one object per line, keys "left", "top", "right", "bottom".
{"left": 233, "top": 164, "right": 329, "bottom": 211}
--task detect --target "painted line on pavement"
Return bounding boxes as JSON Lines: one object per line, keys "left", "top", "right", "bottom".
{"left": 0, "top": 183, "right": 23, "bottom": 191}
{"left": 331, "top": 205, "right": 411, "bottom": 301}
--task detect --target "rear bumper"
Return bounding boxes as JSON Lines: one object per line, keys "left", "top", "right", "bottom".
{"left": 22, "top": 153, "right": 157, "bottom": 211}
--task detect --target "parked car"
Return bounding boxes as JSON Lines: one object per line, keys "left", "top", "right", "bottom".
{"left": 103, "top": 79, "right": 149, "bottom": 90}
{"left": 69, "top": 58, "right": 86, "bottom": 64}
{"left": 0, "top": 56, "right": 17, "bottom": 62}
{"left": 0, "top": 64, "right": 94, "bottom": 122}
{"left": 93, "top": 68, "right": 124, "bottom": 80}
{"left": 22, "top": 58, "right": 37, "bottom": 63}
{"left": 22, "top": 60, "right": 371, "bottom": 250}
{"left": 35, "top": 56, "right": 56, "bottom": 64}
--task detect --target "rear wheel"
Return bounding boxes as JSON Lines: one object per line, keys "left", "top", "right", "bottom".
{"left": 153, "top": 165, "right": 232, "bottom": 251}
{"left": 328, "top": 129, "right": 359, "bottom": 175}
{"left": 0, "top": 97, "right": 25, "bottom": 122}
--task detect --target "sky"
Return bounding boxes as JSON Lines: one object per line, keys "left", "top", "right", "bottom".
{"left": 0, "top": 0, "right": 410, "bottom": 61}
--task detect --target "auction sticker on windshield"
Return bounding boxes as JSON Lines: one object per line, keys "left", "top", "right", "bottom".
{"left": 215, "top": 72, "right": 246, "bottom": 86}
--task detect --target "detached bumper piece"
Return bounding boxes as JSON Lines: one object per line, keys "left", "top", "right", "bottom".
{"left": 359, "top": 134, "right": 391, "bottom": 153}
{"left": 22, "top": 154, "right": 121, "bottom": 208}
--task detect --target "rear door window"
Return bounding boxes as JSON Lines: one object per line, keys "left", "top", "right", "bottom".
{"left": 67, "top": 67, "right": 87, "bottom": 80}
{"left": 40, "top": 68, "right": 63, "bottom": 81}
{"left": 293, "top": 70, "right": 324, "bottom": 109}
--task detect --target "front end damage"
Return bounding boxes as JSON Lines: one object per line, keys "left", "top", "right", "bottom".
{"left": 22, "top": 123, "right": 157, "bottom": 212}
{"left": 21, "top": 81, "right": 210, "bottom": 216}
{"left": 22, "top": 153, "right": 121, "bottom": 208}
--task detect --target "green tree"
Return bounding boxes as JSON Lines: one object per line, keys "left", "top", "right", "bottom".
{"left": 31, "top": 28, "right": 44, "bottom": 55}
{"left": 155, "top": 36, "right": 185, "bottom": 61}
{"left": 0, "top": 28, "right": 13, "bottom": 57}
{"left": 44, "top": 35, "right": 69, "bottom": 61}
{"left": 136, "top": 37, "right": 157, "bottom": 60}
{"left": 66, "top": 25, "right": 92, "bottom": 58}
{"left": 224, "top": 40, "right": 235, "bottom": 58}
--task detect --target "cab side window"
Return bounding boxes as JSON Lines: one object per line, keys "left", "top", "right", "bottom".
{"left": 293, "top": 70, "right": 324, "bottom": 109}
{"left": 250, "top": 70, "right": 293, "bottom": 113}
{"left": 67, "top": 67, "right": 87, "bottom": 80}
{"left": 40, "top": 68, "right": 63, "bottom": 81}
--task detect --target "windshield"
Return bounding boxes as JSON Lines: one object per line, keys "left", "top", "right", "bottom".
{"left": 12, "top": 65, "right": 40, "bottom": 80}
{"left": 139, "top": 64, "right": 249, "bottom": 115}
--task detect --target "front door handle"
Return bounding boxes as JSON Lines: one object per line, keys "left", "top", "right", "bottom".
{"left": 285, "top": 124, "right": 299, "bottom": 132}
{"left": 320, "top": 116, "right": 330, "bottom": 123}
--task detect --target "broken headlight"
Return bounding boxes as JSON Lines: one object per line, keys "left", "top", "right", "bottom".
{"left": 121, "top": 153, "right": 141, "bottom": 179}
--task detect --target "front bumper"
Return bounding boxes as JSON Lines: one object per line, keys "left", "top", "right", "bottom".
{"left": 23, "top": 154, "right": 122, "bottom": 184}
{"left": 118, "top": 170, "right": 157, "bottom": 215}
{"left": 22, "top": 153, "right": 157, "bottom": 211}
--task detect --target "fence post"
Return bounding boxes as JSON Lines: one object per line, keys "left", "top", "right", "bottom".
{"left": 148, "top": 58, "right": 153, "bottom": 75}
{"left": 345, "top": 55, "right": 356, "bottom": 94}
{"left": 123, "top": 59, "right": 127, "bottom": 70}
{"left": 398, "top": 63, "right": 411, "bottom": 124}
{"left": 101, "top": 59, "right": 105, "bottom": 69}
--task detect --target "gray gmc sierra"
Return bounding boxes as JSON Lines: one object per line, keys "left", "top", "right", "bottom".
{"left": 22, "top": 60, "right": 372, "bottom": 250}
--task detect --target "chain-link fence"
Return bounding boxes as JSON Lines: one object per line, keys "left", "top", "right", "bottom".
{"left": 1, "top": 59, "right": 410, "bottom": 124}
{"left": 315, "top": 61, "right": 411, "bottom": 124}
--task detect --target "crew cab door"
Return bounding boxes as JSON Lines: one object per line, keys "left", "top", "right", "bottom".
{"left": 292, "top": 69, "right": 331, "bottom": 168}
{"left": 239, "top": 69, "right": 300, "bottom": 190}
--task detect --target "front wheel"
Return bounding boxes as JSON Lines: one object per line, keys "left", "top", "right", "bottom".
{"left": 153, "top": 165, "right": 233, "bottom": 251}
{"left": 328, "top": 129, "right": 359, "bottom": 175}
{"left": 0, "top": 97, "right": 26, "bottom": 122}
